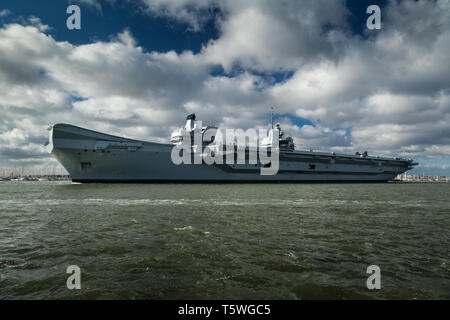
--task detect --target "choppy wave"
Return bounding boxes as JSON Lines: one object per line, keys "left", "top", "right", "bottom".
{"left": 174, "top": 226, "right": 211, "bottom": 236}
{"left": 0, "top": 198, "right": 434, "bottom": 207}
{"left": 0, "top": 183, "right": 449, "bottom": 299}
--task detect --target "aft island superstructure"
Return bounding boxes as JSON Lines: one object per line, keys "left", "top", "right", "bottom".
{"left": 47, "top": 114, "right": 417, "bottom": 183}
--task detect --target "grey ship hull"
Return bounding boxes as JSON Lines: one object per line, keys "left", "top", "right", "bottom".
{"left": 48, "top": 124, "right": 416, "bottom": 183}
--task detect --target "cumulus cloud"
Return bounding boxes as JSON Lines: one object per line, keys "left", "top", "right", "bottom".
{"left": 0, "top": 24, "right": 212, "bottom": 169}
{"left": 0, "top": 0, "right": 449, "bottom": 175}
{"left": 138, "top": 0, "right": 219, "bottom": 31}
{"left": 69, "top": 0, "right": 103, "bottom": 12}
{"left": 202, "top": 0, "right": 350, "bottom": 71}
{"left": 266, "top": 0, "right": 450, "bottom": 158}
{"left": 0, "top": 9, "right": 11, "bottom": 18}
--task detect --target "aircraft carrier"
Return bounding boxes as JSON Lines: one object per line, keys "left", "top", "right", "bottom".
{"left": 46, "top": 114, "right": 417, "bottom": 183}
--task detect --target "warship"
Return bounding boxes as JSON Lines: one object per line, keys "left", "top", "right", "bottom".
{"left": 46, "top": 114, "right": 417, "bottom": 182}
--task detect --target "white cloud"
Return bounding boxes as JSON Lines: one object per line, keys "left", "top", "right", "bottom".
{"left": 0, "top": 0, "right": 449, "bottom": 175}
{"left": 69, "top": 0, "right": 103, "bottom": 12}
{"left": 0, "top": 9, "right": 11, "bottom": 18}
{"left": 139, "top": 0, "right": 219, "bottom": 31}
{"left": 0, "top": 23, "right": 213, "bottom": 167}
{"left": 27, "top": 16, "right": 51, "bottom": 32}
{"left": 202, "top": 0, "right": 349, "bottom": 71}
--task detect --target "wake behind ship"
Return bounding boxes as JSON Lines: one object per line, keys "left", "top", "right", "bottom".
{"left": 46, "top": 114, "right": 417, "bottom": 183}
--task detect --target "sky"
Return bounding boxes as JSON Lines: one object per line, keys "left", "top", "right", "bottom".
{"left": 0, "top": 0, "right": 449, "bottom": 176}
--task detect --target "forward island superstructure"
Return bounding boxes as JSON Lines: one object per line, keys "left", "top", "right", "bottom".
{"left": 47, "top": 114, "right": 417, "bottom": 182}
